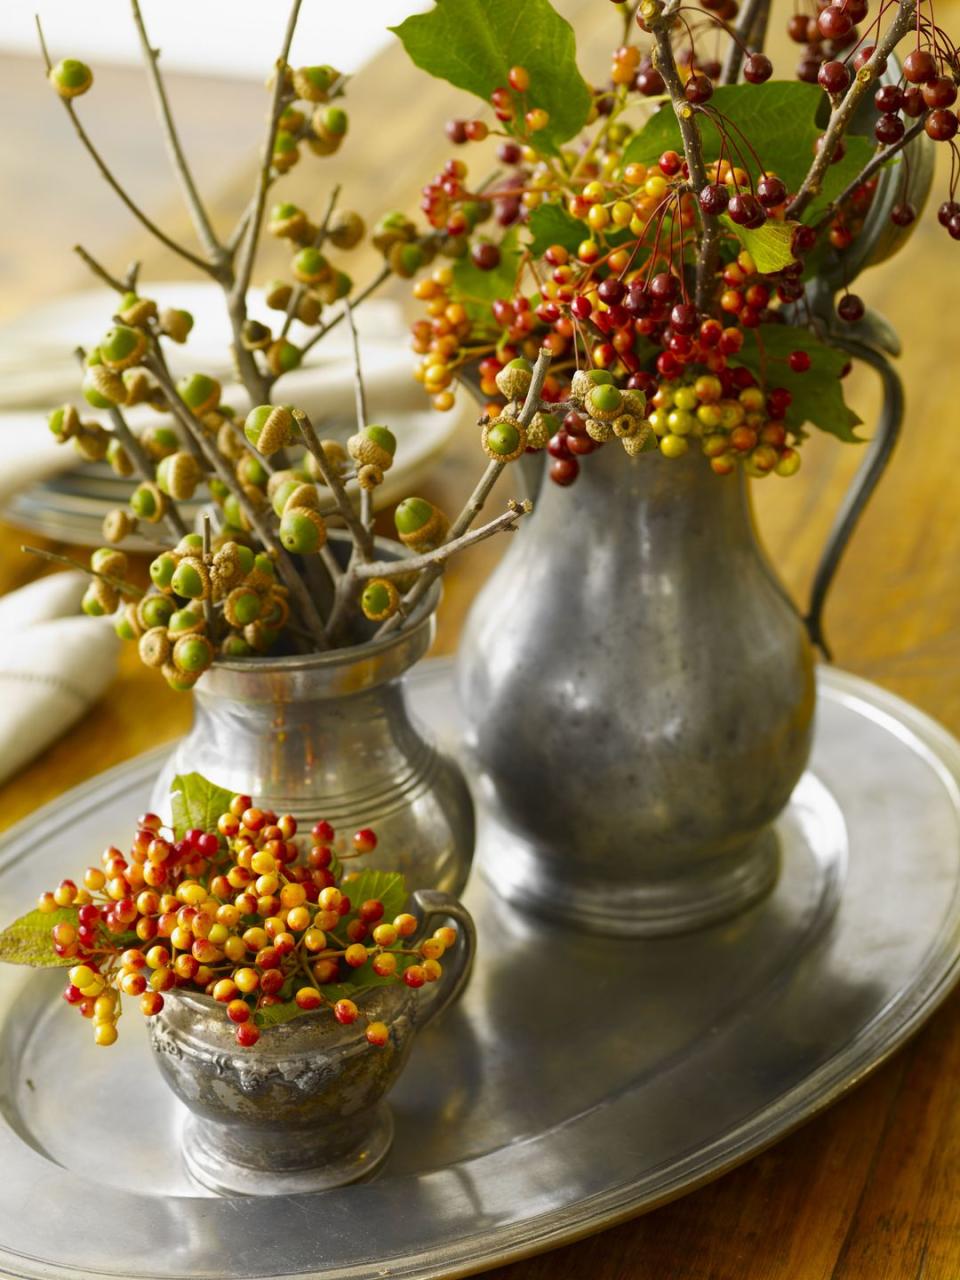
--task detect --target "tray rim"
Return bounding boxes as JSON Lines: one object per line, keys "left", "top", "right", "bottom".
{"left": 0, "top": 661, "right": 959, "bottom": 1280}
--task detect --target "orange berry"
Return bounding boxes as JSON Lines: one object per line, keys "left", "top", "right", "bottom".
{"left": 366, "top": 1021, "right": 390, "bottom": 1047}
{"left": 394, "top": 913, "right": 418, "bottom": 938}
{"left": 295, "top": 987, "right": 323, "bottom": 1011}
{"left": 334, "top": 998, "right": 359, "bottom": 1024}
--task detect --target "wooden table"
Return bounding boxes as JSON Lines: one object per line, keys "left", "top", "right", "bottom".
{"left": 1, "top": 7, "right": 959, "bottom": 1275}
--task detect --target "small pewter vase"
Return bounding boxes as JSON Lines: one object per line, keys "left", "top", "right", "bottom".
{"left": 153, "top": 536, "right": 474, "bottom": 896}
{"left": 147, "top": 890, "right": 475, "bottom": 1195}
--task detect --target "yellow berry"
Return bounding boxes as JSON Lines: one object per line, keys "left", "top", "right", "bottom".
{"left": 94, "top": 1023, "right": 118, "bottom": 1047}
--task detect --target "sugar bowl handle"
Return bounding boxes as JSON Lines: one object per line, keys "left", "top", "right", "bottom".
{"left": 408, "top": 890, "right": 476, "bottom": 1030}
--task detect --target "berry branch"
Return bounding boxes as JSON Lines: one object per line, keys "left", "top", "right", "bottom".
{"left": 788, "top": 0, "right": 919, "bottom": 219}
{"left": 813, "top": 116, "right": 929, "bottom": 229}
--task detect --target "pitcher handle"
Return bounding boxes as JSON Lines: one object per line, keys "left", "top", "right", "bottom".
{"left": 803, "top": 336, "right": 904, "bottom": 662}
{"left": 408, "top": 889, "right": 476, "bottom": 1030}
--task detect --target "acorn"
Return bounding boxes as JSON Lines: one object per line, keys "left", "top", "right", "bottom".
{"left": 172, "top": 633, "right": 215, "bottom": 675}
{"left": 170, "top": 557, "right": 209, "bottom": 600}
{"left": 243, "top": 620, "right": 280, "bottom": 653}
{"left": 279, "top": 105, "right": 305, "bottom": 133}
{"left": 347, "top": 424, "right": 396, "bottom": 472}
{"left": 102, "top": 508, "right": 137, "bottom": 544}
{"left": 570, "top": 368, "right": 615, "bottom": 401}
{"left": 329, "top": 211, "right": 365, "bottom": 250}
{"left": 394, "top": 497, "right": 448, "bottom": 551}
{"left": 138, "top": 627, "right": 172, "bottom": 669}
{"left": 260, "top": 591, "right": 290, "bottom": 630}
{"left": 304, "top": 439, "right": 348, "bottom": 481}
{"left": 217, "top": 420, "right": 247, "bottom": 461}
{"left": 167, "top": 604, "right": 206, "bottom": 637}
{"left": 265, "top": 280, "right": 294, "bottom": 311}
{"left": 106, "top": 437, "right": 134, "bottom": 476}
{"left": 372, "top": 211, "right": 416, "bottom": 254}
{"left": 156, "top": 450, "right": 202, "bottom": 500}
{"left": 210, "top": 549, "right": 242, "bottom": 596}
{"left": 291, "top": 247, "right": 331, "bottom": 286}
{"left": 224, "top": 587, "right": 262, "bottom": 629}
{"left": 240, "top": 319, "right": 273, "bottom": 351}
{"left": 357, "top": 463, "right": 383, "bottom": 490}
{"left": 313, "top": 270, "right": 351, "bottom": 305}
{"left": 221, "top": 632, "right": 254, "bottom": 658}
{"left": 49, "top": 58, "right": 92, "bottom": 99}
{"left": 137, "top": 593, "right": 175, "bottom": 631}
{"left": 114, "top": 602, "right": 142, "bottom": 642}
{"left": 293, "top": 64, "right": 338, "bottom": 102}
{"left": 311, "top": 105, "right": 348, "bottom": 146}
{"left": 360, "top": 577, "right": 399, "bottom": 622}
{"left": 48, "top": 404, "right": 80, "bottom": 442}
{"left": 297, "top": 294, "right": 323, "bottom": 326}
{"left": 269, "top": 477, "right": 303, "bottom": 516}
{"left": 585, "top": 418, "right": 614, "bottom": 443}
{"left": 481, "top": 417, "right": 527, "bottom": 462}
{"left": 622, "top": 426, "right": 658, "bottom": 456}
{"left": 279, "top": 506, "right": 327, "bottom": 554}
{"left": 387, "top": 241, "right": 425, "bottom": 279}
{"left": 122, "top": 368, "right": 151, "bottom": 406}
{"left": 73, "top": 425, "right": 110, "bottom": 462}
{"left": 245, "top": 404, "right": 294, "bottom": 457}
{"left": 138, "top": 425, "right": 180, "bottom": 460}
{"left": 495, "top": 357, "right": 533, "bottom": 401}
{"left": 236, "top": 454, "right": 269, "bottom": 491}
{"left": 158, "top": 308, "right": 194, "bottom": 344}
{"left": 266, "top": 339, "right": 302, "bottom": 376}
{"left": 162, "top": 663, "right": 201, "bottom": 693}
{"left": 612, "top": 414, "right": 640, "bottom": 438}
{"left": 526, "top": 411, "right": 558, "bottom": 451}
{"left": 91, "top": 547, "right": 127, "bottom": 580}
{"left": 130, "top": 481, "right": 168, "bottom": 524}
{"left": 149, "top": 552, "right": 178, "bottom": 591}
{"left": 622, "top": 389, "right": 647, "bottom": 417}
{"left": 86, "top": 364, "right": 126, "bottom": 406}
{"left": 585, "top": 383, "right": 623, "bottom": 421}
{"left": 176, "top": 532, "right": 204, "bottom": 557}
{"left": 118, "top": 294, "right": 157, "bottom": 326}
{"left": 81, "top": 579, "right": 118, "bottom": 617}
{"left": 177, "top": 373, "right": 221, "bottom": 417}
{"left": 100, "top": 325, "right": 147, "bottom": 372}
{"left": 269, "top": 202, "right": 309, "bottom": 240}
{"left": 282, "top": 481, "right": 321, "bottom": 514}
{"left": 272, "top": 130, "right": 300, "bottom": 172}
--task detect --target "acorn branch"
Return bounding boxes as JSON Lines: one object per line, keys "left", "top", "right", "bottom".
{"left": 354, "top": 501, "right": 532, "bottom": 581}
{"left": 129, "top": 0, "right": 226, "bottom": 271}
{"left": 291, "top": 409, "right": 375, "bottom": 560}
{"left": 21, "top": 545, "right": 144, "bottom": 599}
{"left": 36, "top": 16, "right": 216, "bottom": 277}
{"left": 279, "top": 182, "right": 341, "bottom": 339}
{"left": 788, "top": 0, "right": 918, "bottom": 219}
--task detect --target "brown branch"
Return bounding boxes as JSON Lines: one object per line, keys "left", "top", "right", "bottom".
{"left": 36, "top": 17, "right": 216, "bottom": 277}
{"left": 354, "top": 502, "right": 532, "bottom": 581}
{"left": 73, "top": 245, "right": 128, "bottom": 293}
{"left": 787, "top": 0, "right": 918, "bottom": 220}
{"left": 812, "top": 117, "right": 927, "bottom": 231}
{"left": 21, "top": 545, "right": 143, "bottom": 599}
{"left": 279, "top": 182, "right": 341, "bottom": 339}
{"left": 129, "top": 0, "right": 225, "bottom": 271}
{"left": 291, "top": 409, "right": 374, "bottom": 560}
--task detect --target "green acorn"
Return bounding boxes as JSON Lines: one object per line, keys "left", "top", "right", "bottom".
{"left": 102, "top": 509, "right": 137, "bottom": 544}
{"left": 106, "top": 438, "right": 134, "bottom": 477}
{"left": 172, "top": 634, "right": 215, "bottom": 675}
{"left": 48, "top": 404, "right": 79, "bottom": 442}
{"left": 81, "top": 580, "right": 118, "bottom": 617}
{"left": 176, "top": 533, "right": 204, "bottom": 556}
{"left": 313, "top": 104, "right": 348, "bottom": 140}
{"left": 224, "top": 588, "right": 262, "bottom": 628}
{"left": 158, "top": 309, "right": 194, "bottom": 344}
{"left": 156, "top": 451, "right": 202, "bottom": 500}
{"left": 149, "top": 552, "right": 178, "bottom": 591}
{"left": 394, "top": 497, "right": 448, "bottom": 551}
{"left": 495, "top": 357, "right": 533, "bottom": 401}
{"left": 329, "top": 211, "right": 365, "bottom": 250}
{"left": 244, "top": 404, "right": 294, "bottom": 456}
{"left": 170, "top": 557, "right": 209, "bottom": 601}
{"left": 49, "top": 58, "right": 93, "bottom": 98}
{"left": 372, "top": 211, "right": 416, "bottom": 254}
{"left": 272, "top": 130, "right": 300, "bottom": 171}
{"left": 585, "top": 382, "right": 623, "bottom": 421}
{"left": 347, "top": 424, "right": 396, "bottom": 472}
{"left": 177, "top": 373, "right": 221, "bottom": 417}
{"left": 570, "top": 368, "right": 614, "bottom": 400}
{"left": 99, "top": 325, "right": 146, "bottom": 371}
{"left": 82, "top": 368, "right": 120, "bottom": 409}
{"left": 162, "top": 663, "right": 201, "bottom": 692}
{"left": 360, "top": 578, "right": 399, "bottom": 622}
{"left": 129, "top": 482, "right": 167, "bottom": 524}
{"left": 269, "top": 202, "right": 308, "bottom": 240}
{"left": 138, "top": 425, "right": 179, "bottom": 460}
{"left": 622, "top": 426, "right": 658, "bottom": 456}
{"left": 279, "top": 506, "right": 327, "bottom": 554}
{"left": 387, "top": 241, "right": 424, "bottom": 278}
{"left": 266, "top": 339, "right": 302, "bottom": 376}
{"left": 221, "top": 633, "right": 254, "bottom": 658}
{"left": 138, "top": 628, "right": 171, "bottom": 669}
{"left": 91, "top": 547, "right": 127, "bottom": 579}
{"left": 137, "top": 593, "right": 175, "bottom": 631}
{"left": 167, "top": 605, "right": 206, "bottom": 636}
{"left": 265, "top": 280, "right": 294, "bottom": 311}
{"left": 292, "top": 64, "right": 337, "bottom": 102}
{"left": 117, "top": 295, "right": 157, "bottom": 327}
{"left": 314, "top": 270, "right": 352, "bottom": 304}
{"left": 291, "top": 247, "right": 331, "bottom": 285}
{"left": 481, "top": 417, "right": 527, "bottom": 462}
{"left": 114, "top": 603, "right": 141, "bottom": 642}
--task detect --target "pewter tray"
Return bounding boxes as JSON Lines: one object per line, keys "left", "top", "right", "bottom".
{"left": 0, "top": 660, "right": 958, "bottom": 1280}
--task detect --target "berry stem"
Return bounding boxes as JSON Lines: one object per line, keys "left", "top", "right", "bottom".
{"left": 129, "top": 0, "right": 226, "bottom": 273}
{"left": 788, "top": 0, "right": 918, "bottom": 220}
{"left": 812, "top": 117, "right": 928, "bottom": 230}
{"left": 35, "top": 16, "right": 216, "bottom": 278}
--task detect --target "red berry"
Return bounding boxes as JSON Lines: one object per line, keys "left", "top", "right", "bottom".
{"left": 902, "top": 48, "right": 937, "bottom": 83}
{"left": 549, "top": 456, "right": 579, "bottom": 486}
{"left": 818, "top": 60, "right": 850, "bottom": 94}
{"left": 817, "top": 6, "right": 852, "bottom": 38}
{"left": 403, "top": 964, "right": 427, "bottom": 989}
{"left": 788, "top": 350, "right": 811, "bottom": 373}
{"left": 236, "top": 1022, "right": 260, "bottom": 1047}
{"left": 334, "top": 998, "right": 359, "bottom": 1025}
{"left": 743, "top": 53, "right": 773, "bottom": 83}
{"left": 312, "top": 820, "right": 335, "bottom": 842}
{"left": 874, "top": 84, "right": 904, "bottom": 114}
{"left": 684, "top": 73, "right": 713, "bottom": 103}
{"left": 925, "top": 108, "right": 958, "bottom": 142}
{"left": 352, "top": 827, "right": 377, "bottom": 854}
{"left": 471, "top": 243, "right": 501, "bottom": 271}
{"left": 923, "top": 77, "right": 957, "bottom": 109}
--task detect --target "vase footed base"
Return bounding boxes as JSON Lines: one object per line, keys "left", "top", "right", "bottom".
{"left": 476, "top": 813, "right": 782, "bottom": 937}
{"left": 181, "top": 1103, "right": 394, "bottom": 1196}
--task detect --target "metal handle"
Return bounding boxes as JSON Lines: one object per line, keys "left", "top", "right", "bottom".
{"left": 803, "top": 336, "right": 904, "bottom": 661}
{"left": 409, "top": 889, "right": 476, "bottom": 1030}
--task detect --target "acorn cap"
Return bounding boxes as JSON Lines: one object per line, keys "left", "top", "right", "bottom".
{"left": 585, "top": 417, "right": 614, "bottom": 443}
{"left": 293, "top": 64, "right": 337, "bottom": 102}
{"left": 73, "top": 425, "right": 110, "bottom": 462}
{"left": 224, "top": 588, "right": 262, "bottom": 629}
{"left": 360, "top": 577, "right": 400, "bottom": 622}
{"left": 162, "top": 662, "right": 201, "bottom": 692}
{"left": 118, "top": 297, "right": 158, "bottom": 327}
{"left": 481, "top": 417, "right": 527, "bottom": 462}
{"left": 138, "top": 627, "right": 172, "bottom": 669}
{"left": 526, "top": 411, "right": 558, "bottom": 451}
{"left": 269, "top": 203, "right": 308, "bottom": 239}
{"left": 570, "top": 368, "right": 614, "bottom": 400}
{"left": 495, "top": 358, "right": 533, "bottom": 401}
{"left": 159, "top": 309, "right": 194, "bottom": 344}
{"left": 282, "top": 482, "right": 321, "bottom": 513}
{"left": 122, "top": 368, "right": 151, "bottom": 406}
{"left": 106, "top": 437, "right": 134, "bottom": 477}
{"left": 329, "top": 211, "right": 365, "bottom": 250}
{"left": 81, "top": 579, "right": 118, "bottom": 618}
{"left": 622, "top": 425, "right": 658, "bottom": 456}
{"left": 243, "top": 620, "right": 280, "bottom": 653}
{"left": 138, "top": 425, "right": 179, "bottom": 460}
{"left": 170, "top": 556, "right": 209, "bottom": 601}
{"left": 244, "top": 404, "right": 294, "bottom": 457}
{"left": 304, "top": 439, "right": 348, "bottom": 482}
{"left": 347, "top": 424, "right": 396, "bottom": 471}
{"left": 86, "top": 364, "right": 126, "bottom": 405}
{"left": 102, "top": 509, "right": 137, "bottom": 544}
{"left": 357, "top": 463, "right": 383, "bottom": 490}
{"left": 48, "top": 404, "right": 80, "bottom": 441}
{"left": 91, "top": 547, "right": 127, "bottom": 579}
{"left": 612, "top": 414, "right": 640, "bottom": 438}
{"left": 156, "top": 451, "right": 202, "bottom": 500}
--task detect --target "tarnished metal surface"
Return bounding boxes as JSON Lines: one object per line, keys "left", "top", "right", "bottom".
{"left": 0, "top": 660, "right": 958, "bottom": 1280}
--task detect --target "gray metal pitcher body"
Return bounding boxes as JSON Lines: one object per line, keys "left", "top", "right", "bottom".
{"left": 153, "top": 579, "right": 474, "bottom": 897}
{"left": 457, "top": 448, "right": 815, "bottom": 935}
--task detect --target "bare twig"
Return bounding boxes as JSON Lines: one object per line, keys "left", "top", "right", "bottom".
{"left": 73, "top": 245, "right": 128, "bottom": 293}
{"left": 201, "top": 513, "right": 217, "bottom": 633}
{"left": 145, "top": 352, "right": 328, "bottom": 648}
{"left": 342, "top": 300, "right": 375, "bottom": 534}
{"left": 354, "top": 502, "right": 532, "bottom": 581}
{"left": 21, "top": 545, "right": 143, "bottom": 599}
{"left": 293, "top": 265, "right": 393, "bottom": 371}
{"left": 129, "top": 0, "right": 225, "bottom": 270}
{"left": 787, "top": 0, "right": 917, "bottom": 220}
{"left": 292, "top": 409, "right": 374, "bottom": 560}
{"left": 375, "top": 348, "right": 552, "bottom": 638}
{"left": 36, "top": 16, "right": 215, "bottom": 277}
{"left": 812, "top": 117, "right": 927, "bottom": 230}
{"left": 647, "top": 1, "right": 719, "bottom": 308}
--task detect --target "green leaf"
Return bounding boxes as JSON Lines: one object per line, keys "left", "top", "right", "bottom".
{"left": 621, "top": 82, "right": 872, "bottom": 221}
{"left": 737, "top": 325, "right": 863, "bottom": 442}
{"left": 450, "top": 224, "right": 522, "bottom": 328}
{"left": 390, "top": 0, "right": 591, "bottom": 155}
{"left": 527, "top": 203, "right": 588, "bottom": 257}
{"left": 339, "top": 869, "right": 408, "bottom": 923}
{"left": 719, "top": 215, "right": 797, "bottom": 274}
{"left": 170, "top": 772, "right": 234, "bottom": 840}
{"left": 0, "top": 907, "right": 77, "bottom": 967}
{"left": 255, "top": 998, "right": 310, "bottom": 1028}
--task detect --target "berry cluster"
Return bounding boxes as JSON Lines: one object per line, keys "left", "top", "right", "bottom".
{"left": 36, "top": 796, "right": 457, "bottom": 1049}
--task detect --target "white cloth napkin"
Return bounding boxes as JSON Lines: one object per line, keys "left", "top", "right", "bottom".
{"left": 0, "top": 572, "right": 119, "bottom": 785}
